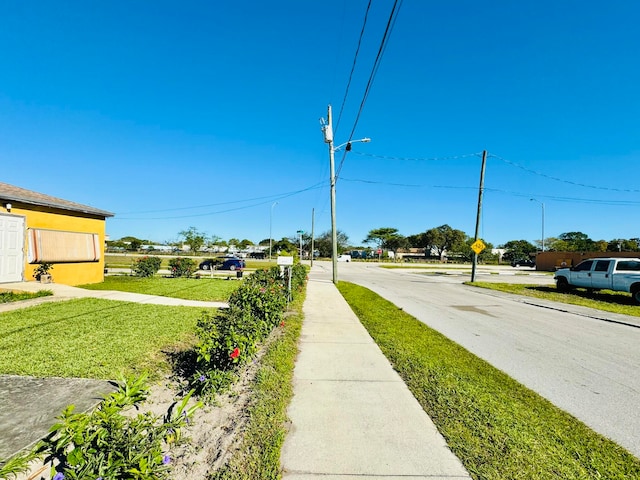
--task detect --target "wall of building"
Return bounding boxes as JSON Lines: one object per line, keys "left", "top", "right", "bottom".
{"left": 535, "top": 251, "right": 640, "bottom": 271}
{"left": 10, "top": 203, "right": 107, "bottom": 285}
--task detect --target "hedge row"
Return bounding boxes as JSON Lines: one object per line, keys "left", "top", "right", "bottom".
{"left": 191, "top": 264, "right": 307, "bottom": 398}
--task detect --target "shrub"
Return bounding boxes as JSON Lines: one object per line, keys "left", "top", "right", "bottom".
{"left": 132, "top": 256, "right": 162, "bottom": 277}
{"left": 168, "top": 257, "right": 197, "bottom": 278}
{"left": 6, "top": 375, "right": 200, "bottom": 480}
{"left": 290, "top": 263, "right": 307, "bottom": 293}
{"left": 191, "top": 265, "right": 308, "bottom": 400}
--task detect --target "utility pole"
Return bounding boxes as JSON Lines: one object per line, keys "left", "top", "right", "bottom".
{"left": 311, "top": 208, "right": 315, "bottom": 268}
{"left": 321, "top": 105, "right": 369, "bottom": 284}
{"left": 323, "top": 105, "right": 339, "bottom": 284}
{"left": 471, "top": 150, "right": 487, "bottom": 283}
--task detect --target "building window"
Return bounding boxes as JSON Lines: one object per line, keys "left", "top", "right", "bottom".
{"left": 28, "top": 229, "right": 101, "bottom": 263}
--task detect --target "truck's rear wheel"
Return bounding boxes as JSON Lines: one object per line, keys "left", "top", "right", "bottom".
{"left": 557, "top": 277, "right": 570, "bottom": 292}
{"left": 632, "top": 288, "right": 640, "bottom": 305}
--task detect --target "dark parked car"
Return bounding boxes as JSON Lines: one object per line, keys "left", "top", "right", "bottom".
{"left": 511, "top": 258, "right": 536, "bottom": 268}
{"left": 199, "top": 257, "right": 245, "bottom": 270}
{"left": 220, "top": 258, "right": 245, "bottom": 271}
{"left": 199, "top": 258, "right": 223, "bottom": 270}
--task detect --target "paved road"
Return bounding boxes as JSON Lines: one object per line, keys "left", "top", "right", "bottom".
{"left": 319, "top": 261, "right": 640, "bottom": 458}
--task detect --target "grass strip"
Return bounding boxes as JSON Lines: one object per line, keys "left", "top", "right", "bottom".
{"left": 210, "top": 292, "right": 305, "bottom": 479}
{"left": 337, "top": 282, "right": 640, "bottom": 479}
{"left": 79, "top": 276, "right": 239, "bottom": 301}
{"left": 0, "top": 289, "right": 52, "bottom": 303}
{"left": 0, "top": 298, "right": 203, "bottom": 379}
{"left": 469, "top": 281, "right": 640, "bottom": 317}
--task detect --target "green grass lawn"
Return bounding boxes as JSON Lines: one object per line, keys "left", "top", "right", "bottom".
{"left": 0, "top": 298, "right": 203, "bottom": 379}
{"left": 338, "top": 282, "right": 640, "bottom": 479}
{"left": 469, "top": 282, "right": 640, "bottom": 317}
{"left": 0, "top": 289, "right": 53, "bottom": 303}
{"left": 80, "top": 276, "right": 239, "bottom": 301}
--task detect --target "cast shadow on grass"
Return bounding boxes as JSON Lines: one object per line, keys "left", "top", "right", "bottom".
{"left": 524, "top": 285, "right": 637, "bottom": 306}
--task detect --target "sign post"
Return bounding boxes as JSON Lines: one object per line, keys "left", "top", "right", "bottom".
{"left": 277, "top": 256, "right": 294, "bottom": 301}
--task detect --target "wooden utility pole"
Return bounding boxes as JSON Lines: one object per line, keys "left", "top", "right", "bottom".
{"left": 471, "top": 150, "right": 487, "bottom": 282}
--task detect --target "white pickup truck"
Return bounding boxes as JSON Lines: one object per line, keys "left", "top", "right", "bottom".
{"left": 554, "top": 257, "right": 640, "bottom": 303}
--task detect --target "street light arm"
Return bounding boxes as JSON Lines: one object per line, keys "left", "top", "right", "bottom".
{"left": 333, "top": 137, "right": 371, "bottom": 152}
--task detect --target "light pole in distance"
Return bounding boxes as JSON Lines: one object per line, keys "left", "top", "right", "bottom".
{"left": 530, "top": 198, "right": 545, "bottom": 252}
{"left": 269, "top": 201, "right": 278, "bottom": 260}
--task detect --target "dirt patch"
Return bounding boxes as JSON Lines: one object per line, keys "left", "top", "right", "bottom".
{"left": 137, "top": 334, "right": 276, "bottom": 479}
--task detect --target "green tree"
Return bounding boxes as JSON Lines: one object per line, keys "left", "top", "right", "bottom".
{"left": 500, "top": 240, "right": 537, "bottom": 262}
{"left": 314, "top": 230, "right": 350, "bottom": 257}
{"left": 363, "top": 228, "right": 408, "bottom": 257}
{"left": 205, "top": 235, "right": 222, "bottom": 250}
{"left": 421, "top": 225, "right": 467, "bottom": 260}
{"left": 128, "top": 239, "right": 142, "bottom": 251}
{"left": 406, "top": 233, "right": 426, "bottom": 249}
{"left": 179, "top": 227, "right": 206, "bottom": 253}
{"left": 272, "top": 237, "right": 297, "bottom": 255}
{"left": 557, "top": 231, "right": 593, "bottom": 251}
{"left": 607, "top": 238, "right": 640, "bottom": 252}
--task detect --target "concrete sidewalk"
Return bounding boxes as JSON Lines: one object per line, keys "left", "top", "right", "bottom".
{"left": 0, "top": 281, "right": 228, "bottom": 312}
{"left": 280, "top": 268, "right": 471, "bottom": 479}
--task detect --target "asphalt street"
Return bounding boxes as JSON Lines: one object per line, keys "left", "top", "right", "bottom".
{"left": 319, "top": 261, "right": 640, "bottom": 459}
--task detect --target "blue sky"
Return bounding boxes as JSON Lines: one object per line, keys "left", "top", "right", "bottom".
{"left": 1, "top": 1, "right": 639, "bottom": 248}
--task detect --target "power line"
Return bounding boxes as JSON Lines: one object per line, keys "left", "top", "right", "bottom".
{"left": 433, "top": 185, "right": 640, "bottom": 206}
{"left": 336, "top": 0, "right": 403, "bottom": 179}
{"left": 489, "top": 153, "right": 640, "bottom": 193}
{"left": 114, "top": 182, "right": 327, "bottom": 220}
{"left": 341, "top": 177, "right": 420, "bottom": 187}
{"left": 352, "top": 151, "right": 483, "bottom": 162}
{"left": 334, "top": 0, "right": 372, "bottom": 136}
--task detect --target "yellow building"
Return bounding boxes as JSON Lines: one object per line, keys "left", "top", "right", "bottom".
{"left": 0, "top": 182, "right": 113, "bottom": 286}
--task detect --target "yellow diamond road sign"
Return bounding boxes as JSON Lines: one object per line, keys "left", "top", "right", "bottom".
{"left": 471, "top": 240, "right": 486, "bottom": 254}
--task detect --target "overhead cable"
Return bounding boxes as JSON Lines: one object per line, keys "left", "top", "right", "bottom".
{"left": 336, "top": 0, "right": 404, "bottom": 179}
{"left": 334, "top": 0, "right": 373, "bottom": 136}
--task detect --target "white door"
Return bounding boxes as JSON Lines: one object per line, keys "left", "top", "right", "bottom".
{"left": 0, "top": 214, "right": 25, "bottom": 282}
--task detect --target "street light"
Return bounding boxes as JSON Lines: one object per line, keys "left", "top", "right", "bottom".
{"left": 297, "top": 230, "right": 304, "bottom": 260}
{"left": 530, "top": 199, "right": 545, "bottom": 252}
{"left": 321, "top": 104, "right": 370, "bottom": 284}
{"left": 269, "top": 202, "right": 278, "bottom": 260}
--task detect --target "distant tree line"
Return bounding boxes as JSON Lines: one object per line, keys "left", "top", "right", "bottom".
{"left": 107, "top": 226, "right": 640, "bottom": 262}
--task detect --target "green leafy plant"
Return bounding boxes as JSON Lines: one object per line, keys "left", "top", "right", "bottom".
{"left": 35, "top": 374, "right": 200, "bottom": 480}
{"left": 168, "top": 257, "right": 197, "bottom": 278}
{"left": 191, "top": 265, "right": 307, "bottom": 400}
{"left": 0, "top": 449, "right": 41, "bottom": 479}
{"left": 33, "top": 263, "right": 54, "bottom": 280}
{"left": 132, "top": 256, "right": 162, "bottom": 278}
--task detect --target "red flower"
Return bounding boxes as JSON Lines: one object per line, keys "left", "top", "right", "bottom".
{"left": 280, "top": 321, "right": 285, "bottom": 327}
{"left": 230, "top": 347, "right": 240, "bottom": 359}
